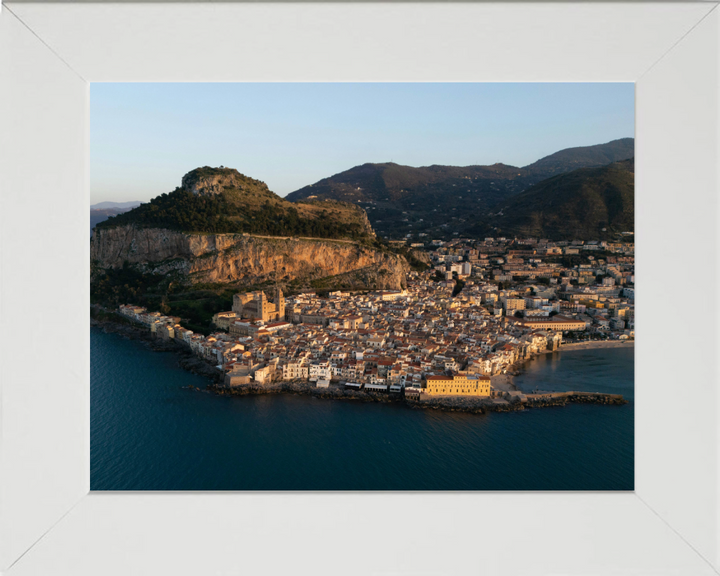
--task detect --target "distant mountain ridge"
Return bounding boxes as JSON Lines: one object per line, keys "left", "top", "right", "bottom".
{"left": 285, "top": 138, "right": 634, "bottom": 238}
{"left": 522, "top": 138, "right": 634, "bottom": 177}
{"left": 91, "top": 205, "right": 141, "bottom": 234}
{"left": 91, "top": 201, "right": 143, "bottom": 210}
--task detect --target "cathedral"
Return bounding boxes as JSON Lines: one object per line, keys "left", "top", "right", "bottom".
{"left": 232, "top": 288, "right": 285, "bottom": 322}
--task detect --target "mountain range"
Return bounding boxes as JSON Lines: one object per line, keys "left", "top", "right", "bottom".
{"left": 91, "top": 201, "right": 143, "bottom": 210}
{"left": 286, "top": 138, "right": 634, "bottom": 239}
{"left": 94, "top": 137, "right": 634, "bottom": 242}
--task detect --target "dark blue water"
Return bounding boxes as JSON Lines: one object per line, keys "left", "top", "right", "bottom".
{"left": 91, "top": 328, "right": 634, "bottom": 490}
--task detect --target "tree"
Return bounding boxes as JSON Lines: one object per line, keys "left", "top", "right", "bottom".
{"left": 159, "top": 297, "right": 171, "bottom": 315}
{"left": 514, "top": 310, "right": 524, "bottom": 318}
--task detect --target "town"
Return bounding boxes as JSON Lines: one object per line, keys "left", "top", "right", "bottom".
{"left": 116, "top": 236, "right": 634, "bottom": 403}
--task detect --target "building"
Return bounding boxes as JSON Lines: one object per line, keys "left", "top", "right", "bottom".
{"left": 282, "top": 360, "right": 309, "bottom": 381}
{"left": 157, "top": 323, "right": 175, "bottom": 340}
{"left": 211, "top": 311, "right": 238, "bottom": 329}
{"left": 502, "top": 297, "right": 526, "bottom": 312}
{"left": 509, "top": 315, "right": 587, "bottom": 331}
{"left": 424, "top": 374, "right": 492, "bottom": 397}
{"left": 232, "top": 288, "right": 285, "bottom": 322}
{"left": 253, "top": 364, "right": 275, "bottom": 384}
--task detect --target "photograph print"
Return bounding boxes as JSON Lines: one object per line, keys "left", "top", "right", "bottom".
{"left": 90, "top": 83, "right": 634, "bottom": 491}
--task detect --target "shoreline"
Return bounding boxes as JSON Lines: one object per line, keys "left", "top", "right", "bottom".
{"left": 554, "top": 340, "right": 634, "bottom": 352}
{"left": 491, "top": 340, "right": 634, "bottom": 391}
{"left": 91, "top": 317, "right": 628, "bottom": 414}
{"left": 535, "top": 340, "right": 634, "bottom": 357}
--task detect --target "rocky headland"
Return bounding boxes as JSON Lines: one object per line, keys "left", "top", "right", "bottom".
{"left": 91, "top": 166, "right": 410, "bottom": 291}
{"left": 91, "top": 227, "right": 409, "bottom": 289}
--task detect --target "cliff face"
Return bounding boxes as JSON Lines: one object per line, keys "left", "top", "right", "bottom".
{"left": 91, "top": 226, "right": 408, "bottom": 289}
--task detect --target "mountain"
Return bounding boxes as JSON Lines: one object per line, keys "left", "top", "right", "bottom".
{"left": 91, "top": 201, "right": 142, "bottom": 210}
{"left": 95, "top": 167, "right": 374, "bottom": 241}
{"left": 91, "top": 167, "right": 409, "bottom": 300}
{"left": 285, "top": 162, "right": 538, "bottom": 238}
{"left": 473, "top": 158, "right": 634, "bottom": 240}
{"left": 285, "top": 138, "right": 634, "bottom": 238}
{"left": 523, "top": 138, "right": 634, "bottom": 177}
{"left": 91, "top": 206, "right": 140, "bottom": 233}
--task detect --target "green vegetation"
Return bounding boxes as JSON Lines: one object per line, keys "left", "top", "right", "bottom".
{"left": 90, "top": 306, "right": 134, "bottom": 326}
{"left": 90, "top": 263, "right": 235, "bottom": 335}
{"left": 91, "top": 262, "right": 168, "bottom": 309}
{"left": 284, "top": 139, "right": 634, "bottom": 240}
{"left": 96, "top": 188, "right": 370, "bottom": 240}
{"left": 395, "top": 248, "right": 430, "bottom": 272}
{"left": 472, "top": 159, "right": 634, "bottom": 241}
{"left": 371, "top": 238, "right": 430, "bottom": 272}
{"left": 522, "top": 138, "right": 634, "bottom": 177}
{"left": 452, "top": 278, "right": 466, "bottom": 297}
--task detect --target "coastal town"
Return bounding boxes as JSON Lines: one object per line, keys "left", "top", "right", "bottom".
{"left": 112, "top": 236, "right": 634, "bottom": 406}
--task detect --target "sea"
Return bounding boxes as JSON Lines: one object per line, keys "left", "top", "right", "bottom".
{"left": 91, "top": 328, "right": 634, "bottom": 491}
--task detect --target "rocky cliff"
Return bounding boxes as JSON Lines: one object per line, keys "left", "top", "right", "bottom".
{"left": 91, "top": 225, "right": 409, "bottom": 289}
{"left": 180, "top": 166, "right": 268, "bottom": 197}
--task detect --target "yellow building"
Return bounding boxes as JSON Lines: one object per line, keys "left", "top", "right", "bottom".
{"left": 425, "top": 374, "right": 492, "bottom": 397}
{"left": 503, "top": 297, "right": 526, "bottom": 311}
{"left": 511, "top": 315, "right": 587, "bottom": 331}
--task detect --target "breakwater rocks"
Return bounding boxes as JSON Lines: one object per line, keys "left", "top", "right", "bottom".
{"left": 178, "top": 355, "right": 225, "bottom": 384}
{"left": 526, "top": 392, "right": 628, "bottom": 408}
{"left": 407, "top": 396, "right": 492, "bottom": 414}
{"left": 209, "top": 381, "right": 401, "bottom": 405}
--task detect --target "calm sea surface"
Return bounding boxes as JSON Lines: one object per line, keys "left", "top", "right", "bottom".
{"left": 91, "top": 328, "right": 634, "bottom": 491}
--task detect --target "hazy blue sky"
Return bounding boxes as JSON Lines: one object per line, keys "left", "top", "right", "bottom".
{"left": 91, "top": 83, "right": 634, "bottom": 204}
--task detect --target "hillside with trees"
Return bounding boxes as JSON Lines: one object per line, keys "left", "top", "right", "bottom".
{"left": 285, "top": 138, "right": 634, "bottom": 239}
{"left": 471, "top": 159, "right": 634, "bottom": 240}
{"left": 95, "top": 167, "right": 375, "bottom": 241}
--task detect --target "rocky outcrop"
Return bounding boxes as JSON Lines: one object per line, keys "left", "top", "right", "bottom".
{"left": 410, "top": 249, "right": 431, "bottom": 265}
{"left": 91, "top": 225, "right": 409, "bottom": 289}
{"left": 181, "top": 166, "right": 265, "bottom": 196}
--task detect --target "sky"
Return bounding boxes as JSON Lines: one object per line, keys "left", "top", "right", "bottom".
{"left": 90, "top": 83, "right": 634, "bottom": 205}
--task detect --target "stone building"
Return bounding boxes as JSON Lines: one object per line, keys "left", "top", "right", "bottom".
{"left": 232, "top": 288, "right": 285, "bottom": 322}
{"left": 424, "top": 374, "right": 492, "bottom": 397}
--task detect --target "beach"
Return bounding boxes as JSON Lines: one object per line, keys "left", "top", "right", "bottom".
{"left": 492, "top": 340, "right": 634, "bottom": 391}
{"left": 491, "top": 374, "right": 518, "bottom": 392}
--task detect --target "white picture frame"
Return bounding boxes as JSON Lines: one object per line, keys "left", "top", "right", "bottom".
{"left": 1, "top": 2, "right": 718, "bottom": 574}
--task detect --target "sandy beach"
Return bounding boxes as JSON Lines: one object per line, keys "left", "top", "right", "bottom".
{"left": 490, "top": 340, "right": 634, "bottom": 392}
{"left": 491, "top": 374, "right": 519, "bottom": 392}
